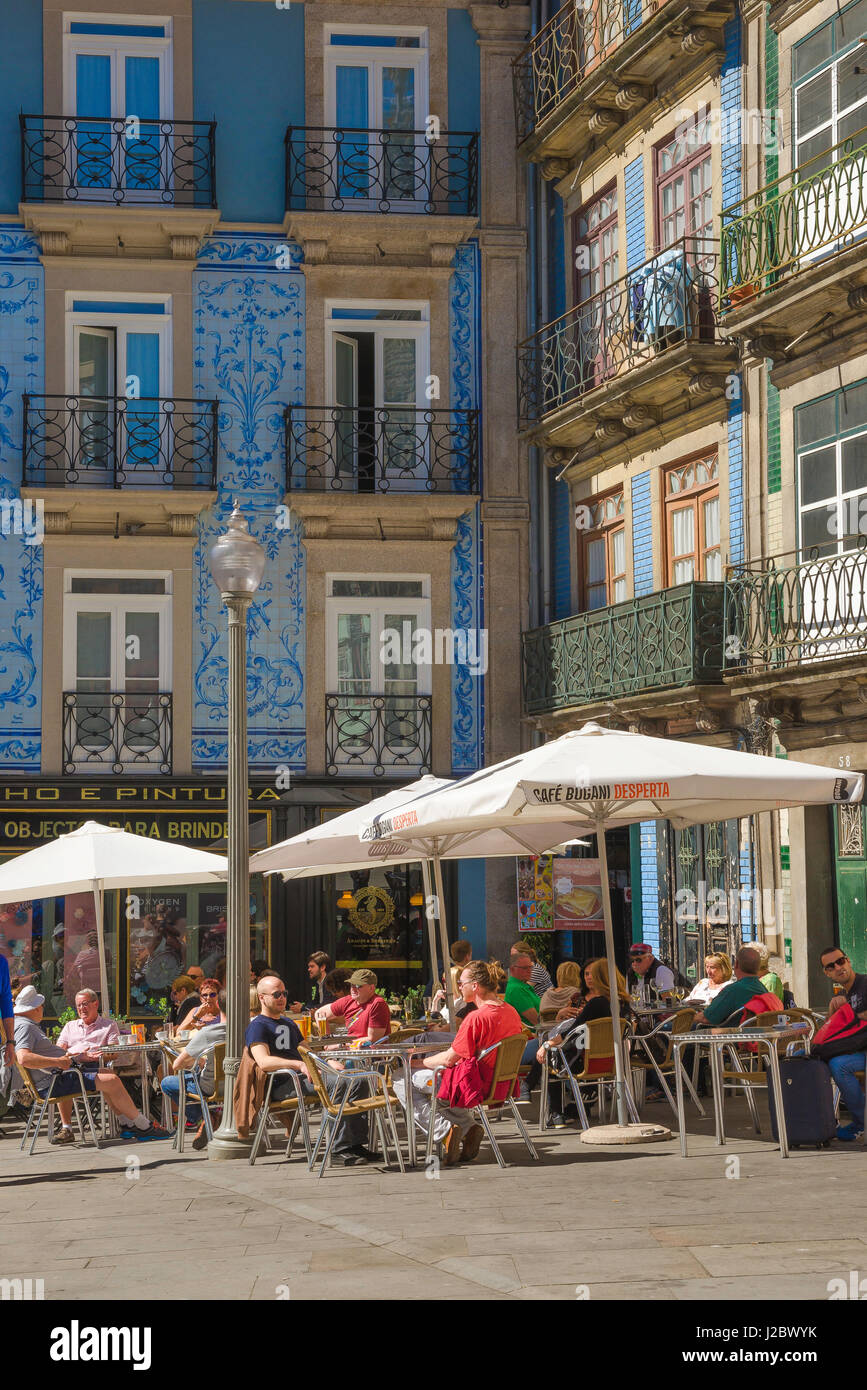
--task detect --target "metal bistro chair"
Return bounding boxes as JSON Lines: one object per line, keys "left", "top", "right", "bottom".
{"left": 630, "top": 1009, "right": 706, "bottom": 1120}
{"left": 425, "top": 1033, "right": 540, "bottom": 1170}
{"left": 173, "top": 1043, "right": 225, "bottom": 1153}
{"left": 249, "top": 1067, "right": 320, "bottom": 1165}
{"left": 16, "top": 1061, "right": 100, "bottom": 1156}
{"left": 301, "top": 1045, "right": 406, "bottom": 1179}
{"left": 715, "top": 1013, "right": 810, "bottom": 1135}
{"left": 544, "top": 1017, "right": 641, "bottom": 1129}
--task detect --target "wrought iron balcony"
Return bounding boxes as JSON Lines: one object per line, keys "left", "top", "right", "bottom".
{"left": 326, "top": 694, "right": 432, "bottom": 777}
{"left": 20, "top": 115, "right": 216, "bottom": 206}
{"left": 63, "top": 692, "right": 172, "bottom": 775}
{"left": 285, "top": 406, "right": 479, "bottom": 494}
{"left": 523, "top": 582, "right": 726, "bottom": 715}
{"left": 513, "top": 0, "right": 647, "bottom": 146}
{"left": 724, "top": 542, "right": 867, "bottom": 673}
{"left": 518, "top": 238, "right": 721, "bottom": 426}
{"left": 22, "top": 396, "right": 218, "bottom": 488}
{"left": 285, "top": 127, "right": 478, "bottom": 216}
{"left": 720, "top": 128, "right": 867, "bottom": 310}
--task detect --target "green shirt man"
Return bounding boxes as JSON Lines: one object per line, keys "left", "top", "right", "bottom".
{"left": 505, "top": 955, "right": 541, "bottom": 1023}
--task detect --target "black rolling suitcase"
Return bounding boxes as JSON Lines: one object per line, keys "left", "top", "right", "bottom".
{"left": 766, "top": 1056, "right": 836, "bottom": 1148}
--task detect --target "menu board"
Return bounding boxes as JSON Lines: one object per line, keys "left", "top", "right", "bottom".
{"left": 516, "top": 855, "right": 553, "bottom": 932}
{"left": 552, "top": 859, "right": 604, "bottom": 930}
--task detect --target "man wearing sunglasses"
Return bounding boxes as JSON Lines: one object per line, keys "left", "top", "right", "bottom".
{"left": 819, "top": 947, "right": 867, "bottom": 1141}
{"left": 247, "top": 975, "right": 375, "bottom": 1165}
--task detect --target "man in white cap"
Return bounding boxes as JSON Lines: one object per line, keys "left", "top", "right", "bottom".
{"left": 13, "top": 986, "right": 163, "bottom": 1143}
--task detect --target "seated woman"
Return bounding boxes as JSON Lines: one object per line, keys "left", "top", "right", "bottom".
{"left": 180, "top": 978, "right": 221, "bottom": 1032}
{"left": 536, "top": 958, "right": 629, "bottom": 1126}
{"left": 683, "top": 952, "right": 734, "bottom": 1007}
{"left": 392, "top": 958, "right": 524, "bottom": 1166}
{"left": 323, "top": 969, "right": 350, "bottom": 1001}
{"left": 539, "top": 961, "right": 583, "bottom": 1018}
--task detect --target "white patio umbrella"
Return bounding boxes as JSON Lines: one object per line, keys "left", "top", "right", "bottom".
{"left": 251, "top": 776, "right": 588, "bottom": 1015}
{"left": 0, "top": 821, "right": 228, "bottom": 1012}
{"left": 359, "top": 722, "right": 864, "bottom": 1132}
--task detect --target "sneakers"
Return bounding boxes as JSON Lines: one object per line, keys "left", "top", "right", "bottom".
{"left": 547, "top": 1111, "right": 568, "bottom": 1129}
{"left": 518, "top": 1083, "right": 532, "bottom": 1105}
{"left": 54, "top": 1126, "right": 75, "bottom": 1146}
{"left": 330, "top": 1150, "right": 365, "bottom": 1167}
{"left": 348, "top": 1144, "right": 383, "bottom": 1163}
{"left": 460, "top": 1124, "right": 484, "bottom": 1162}
{"left": 645, "top": 1088, "right": 665, "bottom": 1103}
{"left": 121, "top": 1121, "right": 167, "bottom": 1142}
{"left": 836, "top": 1122, "right": 864, "bottom": 1142}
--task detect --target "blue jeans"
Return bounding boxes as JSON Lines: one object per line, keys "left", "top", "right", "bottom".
{"left": 828, "top": 1051, "right": 866, "bottom": 1130}
{"left": 161, "top": 1073, "right": 207, "bottom": 1124}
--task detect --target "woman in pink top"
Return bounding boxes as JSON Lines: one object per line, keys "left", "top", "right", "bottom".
{"left": 404, "top": 959, "right": 524, "bottom": 1167}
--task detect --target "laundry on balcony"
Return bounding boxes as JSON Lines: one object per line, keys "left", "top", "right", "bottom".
{"left": 628, "top": 244, "right": 694, "bottom": 347}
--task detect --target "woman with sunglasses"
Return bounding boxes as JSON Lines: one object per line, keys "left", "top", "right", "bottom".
{"left": 181, "top": 978, "right": 221, "bottom": 1032}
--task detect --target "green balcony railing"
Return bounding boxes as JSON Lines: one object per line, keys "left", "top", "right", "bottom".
{"left": 522, "top": 582, "right": 726, "bottom": 715}
{"left": 720, "top": 127, "right": 867, "bottom": 308}
{"left": 724, "top": 542, "right": 867, "bottom": 671}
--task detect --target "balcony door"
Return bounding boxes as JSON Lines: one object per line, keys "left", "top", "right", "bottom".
{"left": 65, "top": 18, "right": 172, "bottom": 199}
{"left": 572, "top": 188, "right": 618, "bottom": 392}
{"left": 325, "top": 28, "right": 428, "bottom": 208}
{"left": 794, "top": 28, "right": 867, "bottom": 265}
{"left": 326, "top": 304, "right": 428, "bottom": 491}
{"left": 68, "top": 298, "right": 170, "bottom": 484}
{"left": 63, "top": 574, "right": 171, "bottom": 773}
{"left": 326, "top": 576, "right": 430, "bottom": 773}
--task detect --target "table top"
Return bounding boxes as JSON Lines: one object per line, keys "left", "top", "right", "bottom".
{"left": 99, "top": 1040, "right": 156, "bottom": 1053}
{"left": 672, "top": 1028, "right": 800, "bottom": 1045}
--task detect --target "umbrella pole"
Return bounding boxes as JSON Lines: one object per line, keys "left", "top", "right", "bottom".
{"left": 432, "top": 851, "right": 455, "bottom": 1019}
{"left": 421, "top": 860, "right": 440, "bottom": 1001}
{"left": 594, "top": 817, "right": 629, "bottom": 1129}
{"left": 92, "top": 882, "right": 110, "bottom": 1016}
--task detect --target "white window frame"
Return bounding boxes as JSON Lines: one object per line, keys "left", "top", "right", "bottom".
{"left": 63, "top": 12, "right": 173, "bottom": 118}
{"left": 324, "top": 23, "right": 429, "bottom": 132}
{"left": 326, "top": 574, "right": 432, "bottom": 695}
{"left": 65, "top": 293, "right": 172, "bottom": 398}
{"left": 325, "top": 300, "right": 429, "bottom": 410}
{"left": 63, "top": 569, "right": 173, "bottom": 694}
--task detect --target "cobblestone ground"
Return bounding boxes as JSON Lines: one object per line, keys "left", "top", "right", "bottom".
{"left": 1, "top": 1096, "right": 866, "bottom": 1302}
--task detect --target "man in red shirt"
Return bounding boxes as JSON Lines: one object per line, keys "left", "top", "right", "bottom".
{"left": 315, "top": 969, "right": 391, "bottom": 1043}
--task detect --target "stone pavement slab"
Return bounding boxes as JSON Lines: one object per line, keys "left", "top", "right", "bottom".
{"left": 1, "top": 1097, "right": 866, "bottom": 1302}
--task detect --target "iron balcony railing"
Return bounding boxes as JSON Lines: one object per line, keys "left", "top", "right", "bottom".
{"left": 285, "top": 406, "right": 479, "bottom": 494}
{"left": 513, "top": 0, "right": 652, "bottom": 145}
{"left": 285, "top": 127, "right": 479, "bottom": 216}
{"left": 724, "top": 540, "right": 867, "bottom": 671}
{"left": 720, "top": 127, "right": 867, "bottom": 307}
{"left": 20, "top": 115, "right": 216, "bottom": 206}
{"left": 63, "top": 692, "right": 172, "bottom": 775}
{"left": 326, "top": 694, "right": 432, "bottom": 777}
{"left": 22, "top": 396, "right": 219, "bottom": 488}
{"left": 522, "top": 582, "right": 726, "bottom": 715}
{"left": 517, "top": 238, "right": 720, "bottom": 425}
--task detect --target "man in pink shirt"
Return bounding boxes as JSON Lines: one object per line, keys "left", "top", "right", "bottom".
{"left": 57, "top": 989, "right": 123, "bottom": 1063}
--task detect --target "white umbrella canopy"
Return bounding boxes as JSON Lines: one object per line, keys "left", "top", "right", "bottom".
{"left": 0, "top": 821, "right": 228, "bottom": 1012}
{"left": 250, "top": 776, "right": 585, "bottom": 1014}
{"left": 359, "top": 722, "right": 864, "bottom": 1130}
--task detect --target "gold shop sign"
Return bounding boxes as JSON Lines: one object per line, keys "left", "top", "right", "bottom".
{"left": 348, "top": 886, "right": 396, "bottom": 937}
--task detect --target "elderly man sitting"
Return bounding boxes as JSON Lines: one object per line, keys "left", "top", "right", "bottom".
{"left": 57, "top": 989, "right": 126, "bottom": 1067}
{"left": 13, "top": 986, "right": 163, "bottom": 1143}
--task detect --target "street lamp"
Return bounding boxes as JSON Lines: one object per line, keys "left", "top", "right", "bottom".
{"left": 206, "top": 500, "right": 265, "bottom": 1159}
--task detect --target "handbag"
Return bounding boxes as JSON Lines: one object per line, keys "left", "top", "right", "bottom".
{"left": 812, "top": 1001, "right": 867, "bottom": 1060}
{"left": 437, "top": 1056, "right": 486, "bottom": 1108}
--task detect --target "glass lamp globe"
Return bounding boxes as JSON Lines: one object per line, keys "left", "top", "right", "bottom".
{"left": 208, "top": 500, "right": 266, "bottom": 596}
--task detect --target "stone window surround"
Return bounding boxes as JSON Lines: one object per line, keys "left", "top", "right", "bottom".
{"left": 302, "top": 537, "right": 458, "bottom": 779}
{"left": 41, "top": 535, "right": 196, "bottom": 776}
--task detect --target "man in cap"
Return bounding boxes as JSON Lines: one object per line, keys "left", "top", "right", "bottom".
{"left": 12, "top": 985, "right": 163, "bottom": 1143}
{"left": 315, "top": 968, "right": 391, "bottom": 1044}
{"left": 627, "top": 943, "right": 677, "bottom": 1003}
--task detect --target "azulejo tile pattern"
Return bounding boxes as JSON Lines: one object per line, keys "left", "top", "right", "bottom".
{"left": 0, "top": 225, "right": 43, "bottom": 770}
{"left": 192, "top": 233, "right": 306, "bottom": 769}
{"left": 450, "top": 240, "right": 483, "bottom": 774}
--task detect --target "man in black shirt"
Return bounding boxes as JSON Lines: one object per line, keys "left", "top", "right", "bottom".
{"left": 819, "top": 946, "right": 867, "bottom": 1141}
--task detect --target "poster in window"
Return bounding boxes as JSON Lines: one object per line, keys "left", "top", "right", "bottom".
{"left": 553, "top": 858, "right": 604, "bottom": 930}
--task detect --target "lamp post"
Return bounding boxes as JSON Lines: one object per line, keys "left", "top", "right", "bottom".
{"left": 206, "top": 500, "right": 265, "bottom": 1159}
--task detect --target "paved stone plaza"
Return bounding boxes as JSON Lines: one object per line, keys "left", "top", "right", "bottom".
{"left": 2, "top": 1099, "right": 866, "bottom": 1302}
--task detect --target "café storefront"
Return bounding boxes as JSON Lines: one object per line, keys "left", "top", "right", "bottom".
{"left": 0, "top": 781, "right": 448, "bottom": 1018}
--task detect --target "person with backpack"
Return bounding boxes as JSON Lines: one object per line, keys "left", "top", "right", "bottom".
{"left": 816, "top": 946, "right": 867, "bottom": 1141}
